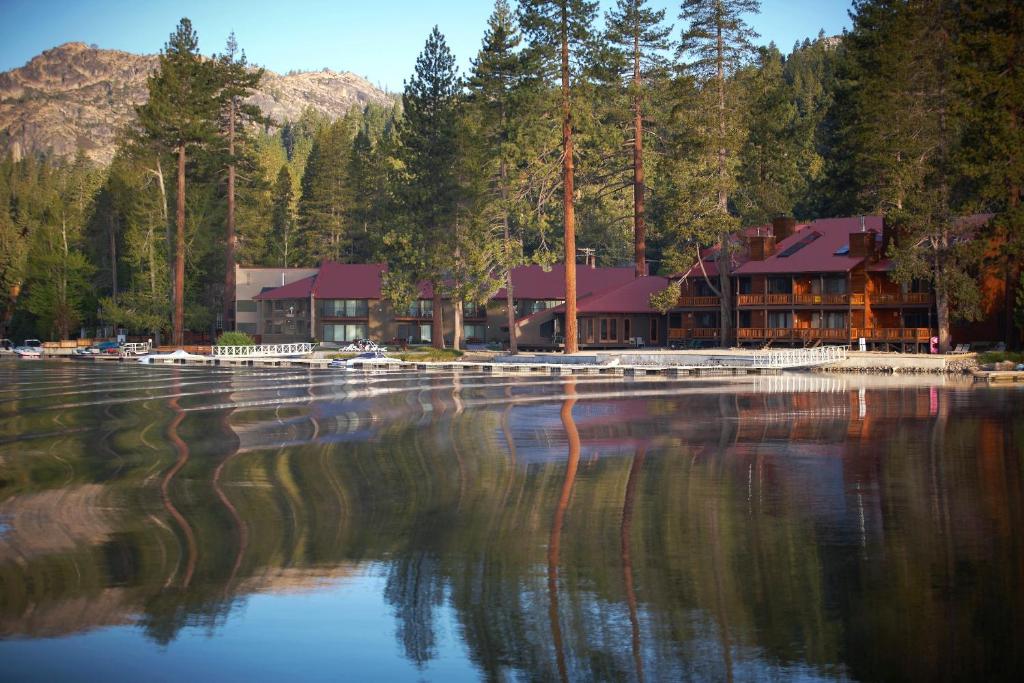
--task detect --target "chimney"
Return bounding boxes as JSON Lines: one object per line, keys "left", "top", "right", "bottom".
{"left": 749, "top": 233, "right": 776, "bottom": 261}
{"left": 849, "top": 231, "right": 875, "bottom": 259}
{"left": 771, "top": 215, "right": 797, "bottom": 242}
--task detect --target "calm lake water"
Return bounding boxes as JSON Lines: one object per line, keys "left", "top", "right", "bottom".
{"left": 0, "top": 360, "right": 1021, "bottom": 682}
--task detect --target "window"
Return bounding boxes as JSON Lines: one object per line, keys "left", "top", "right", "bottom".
{"left": 600, "top": 318, "right": 618, "bottom": 342}
{"left": 540, "top": 320, "right": 555, "bottom": 338}
{"left": 737, "top": 277, "right": 752, "bottom": 294}
{"left": 237, "top": 323, "right": 257, "bottom": 334}
{"left": 585, "top": 318, "right": 595, "bottom": 342}
{"left": 823, "top": 276, "right": 847, "bottom": 294}
{"left": 322, "top": 323, "right": 369, "bottom": 342}
{"left": 813, "top": 311, "right": 847, "bottom": 329}
{"left": 649, "top": 318, "right": 659, "bottom": 343}
{"left": 464, "top": 324, "right": 486, "bottom": 341}
{"left": 903, "top": 310, "right": 929, "bottom": 328}
{"left": 406, "top": 300, "right": 433, "bottom": 318}
{"left": 273, "top": 300, "right": 285, "bottom": 311}
{"left": 693, "top": 280, "right": 715, "bottom": 297}
{"left": 236, "top": 299, "right": 257, "bottom": 313}
{"left": 695, "top": 311, "right": 719, "bottom": 328}
{"left": 420, "top": 324, "right": 432, "bottom": 342}
{"left": 319, "top": 299, "right": 369, "bottom": 318}
{"left": 778, "top": 231, "right": 820, "bottom": 257}
{"left": 739, "top": 311, "right": 752, "bottom": 327}
{"left": 464, "top": 302, "right": 487, "bottom": 318}
{"left": 669, "top": 312, "right": 683, "bottom": 329}
{"left": 768, "top": 311, "right": 792, "bottom": 328}
{"left": 515, "top": 299, "right": 563, "bottom": 317}
{"left": 623, "top": 318, "right": 632, "bottom": 341}
{"left": 767, "top": 277, "right": 792, "bottom": 294}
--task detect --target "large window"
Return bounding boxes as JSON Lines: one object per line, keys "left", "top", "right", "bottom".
{"left": 767, "top": 277, "right": 792, "bottom": 294}
{"left": 812, "top": 311, "right": 847, "bottom": 329}
{"left": 515, "top": 299, "right": 563, "bottom": 317}
{"left": 768, "top": 311, "right": 792, "bottom": 328}
{"left": 600, "top": 318, "right": 618, "bottom": 342}
{"left": 319, "top": 299, "right": 369, "bottom": 318}
{"left": 406, "top": 300, "right": 433, "bottom": 318}
{"left": 237, "top": 323, "right": 257, "bottom": 334}
{"left": 464, "top": 324, "right": 486, "bottom": 341}
{"left": 464, "top": 302, "right": 487, "bottom": 319}
{"left": 322, "top": 323, "right": 369, "bottom": 342}
{"left": 236, "top": 299, "right": 257, "bottom": 313}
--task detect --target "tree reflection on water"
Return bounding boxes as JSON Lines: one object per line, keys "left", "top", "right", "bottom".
{"left": 0, "top": 363, "right": 1022, "bottom": 680}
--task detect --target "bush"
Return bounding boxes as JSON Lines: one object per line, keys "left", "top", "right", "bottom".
{"left": 977, "top": 351, "right": 1023, "bottom": 365}
{"left": 216, "top": 331, "right": 255, "bottom": 346}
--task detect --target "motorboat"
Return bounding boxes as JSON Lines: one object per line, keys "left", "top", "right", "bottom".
{"left": 13, "top": 344, "right": 41, "bottom": 358}
{"left": 138, "top": 349, "right": 209, "bottom": 364}
{"left": 328, "top": 350, "right": 400, "bottom": 369}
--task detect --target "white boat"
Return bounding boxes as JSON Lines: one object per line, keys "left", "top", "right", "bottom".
{"left": 13, "top": 346, "right": 41, "bottom": 359}
{"left": 138, "top": 349, "right": 209, "bottom": 364}
{"left": 329, "top": 350, "right": 400, "bottom": 368}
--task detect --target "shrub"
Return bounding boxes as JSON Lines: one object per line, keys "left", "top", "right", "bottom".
{"left": 216, "top": 331, "right": 255, "bottom": 346}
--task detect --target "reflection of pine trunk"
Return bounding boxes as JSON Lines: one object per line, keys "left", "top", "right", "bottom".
{"left": 163, "top": 393, "right": 197, "bottom": 588}
{"left": 548, "top": 380, "right": 579, "bottom": 683}
{"left": 432, "top": 285, "right": 444, "bottom": 349}
{"left": 211, "top": 448, "right": 247, "bottom": 592}
{"left": 621, "top": 446, "right": 646, "bottom": 683}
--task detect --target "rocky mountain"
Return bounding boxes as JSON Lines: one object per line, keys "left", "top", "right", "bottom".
{"left": 0, "top": 42, "right": 393, "bottom": 164}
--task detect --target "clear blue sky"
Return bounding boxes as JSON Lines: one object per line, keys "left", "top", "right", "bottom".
{"left": 0, "top": 0, "right": 854, "bottom": 92}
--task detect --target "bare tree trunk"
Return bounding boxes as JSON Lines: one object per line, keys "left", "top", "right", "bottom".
{"left": 225, "top": 98, "right": 237, "bottom": 333}
{"left": 501, "top": 159, "right": 518, "bottom": 354}
{"left": 432, "top": 285, "right": 444, "bottom": 349}
{"left": 561, "top": 7, "right": 578, "bottom": 354}
{"left": 173, "top": 144, "right": 186, "bottom": 346}
{"left": 633, "top": 29, "right": 646, "bottom": 278}
{"left": 453, "top": 299, "right": 463, "bottom": 351}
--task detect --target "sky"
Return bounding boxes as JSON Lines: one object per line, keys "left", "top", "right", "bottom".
{"left": 0, "top": 0, "right": 854, "bottom": 92}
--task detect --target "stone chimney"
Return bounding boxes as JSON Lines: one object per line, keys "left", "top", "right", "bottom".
{"left": 771, "top": 215, "right": 797, "bottom": 242}
{"left": 748, "top": 229, "right": 776, "bottom": 261}
{"left": 849, "top": 231, "right": 876, "bottom": 259}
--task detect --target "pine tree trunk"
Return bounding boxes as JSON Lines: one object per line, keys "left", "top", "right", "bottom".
{"left": 225, "top": 99, "right": 237, "bottom": 333}
{"left": 936, "top": 286, "right": 951, "bottom": 353}
{"left": 432, "top": 286, "right": 444, "bottom": 349}
{"left": 173, "top": 144, "right": 186, "bottom": 347}
{"left": 717, "top": 242, "right": 732, "bottom": 347}
{"left": 561, "top": 7, "right": 578, "bottom": 354}
{"left": 109, "top": 218, "right": 117, "bottom": 296}
{"left": 716, "top": 25, "right": 727, "bottom": 213}
{"left": 501, "top": 160, "right": 518, "bottom": 354}
{"left": 453, "top": 299, "right": 463, "bottom": 351}
{"left": 632, "top": 31, "right": 646, "bottom": 278}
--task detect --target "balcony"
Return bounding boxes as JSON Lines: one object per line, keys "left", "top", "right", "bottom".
{"left": 737, "top": 293, "right": 865, "bottom": 306}
{"left": 676, "top": 296, "right": 719, "bottom": 307}
{"left": 737, "top": 327, "right": 933, "bottom": 342}
{"left": 871, "top": 293, "right": 931, "bottom": 305}
{"left": 668, "top": 327, "right": 720, "bottom": 340}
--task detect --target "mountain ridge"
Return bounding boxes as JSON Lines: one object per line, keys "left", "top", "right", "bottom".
{"left": 0, "top": 42, "right": 393, "bottom": 164}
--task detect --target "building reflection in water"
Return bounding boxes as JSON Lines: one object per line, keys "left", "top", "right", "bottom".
{"left": 0, "top": 363, "right": 1021, "bottom": 681}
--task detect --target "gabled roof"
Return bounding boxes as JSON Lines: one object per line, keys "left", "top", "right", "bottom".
{"left": 677, "top": 225, "right": 763, "bottom": 279}
{"left": 495, "top": 264, "right": 635, "bottom": 300}
{"left": 550, "top": 276, "right": 670, "bottom": 315}
{"left": 735, "top": 216, "right": 884, "bottom": 275}
{"left": 252, "top": 275, "right": 316, "bottom": 300}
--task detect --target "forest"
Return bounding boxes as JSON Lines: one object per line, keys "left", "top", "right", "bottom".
{"left": 0, "top": 0, "right": 1021, "bottom": 349}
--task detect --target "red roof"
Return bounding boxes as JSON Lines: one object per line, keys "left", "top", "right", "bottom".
{"left": 495, "top": 264, "right": 635, "bottom": 300}
{"left": 551, "top": 276, "right": 670, "bottom": 314}
{"left": 677, "top": 225, "right": 763, "bottom": 279}
{"left": 312, "top": 262, "right": 388, "bottom": 299}
{"left": 735, "top": 216, "right": 884, "bottom": 275}
{"left": 253, "top": 275, "right": 315, "bottom": 300}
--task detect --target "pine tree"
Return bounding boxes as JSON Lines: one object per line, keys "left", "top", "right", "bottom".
{"left": 605, "top": 0, "right": 673, "bottom": 277}
{"left": 214, "top": 32, "right": 264, "bottom": 331}
{"left": 136, "top": 18, "right": 220, "bottom": 345}
{"left": 387, "top": 27, "right": 462, "bottom": 349}
{"left": 519, "top": 0, "right": 599, "bottom": 353}
{"left": 270, "top": 165, "right": 295, "bottom": 267}
{"left": 295, "top": 113, "right": 358, "bottom": 265}
{"left": 668, "top": 0, "right": 760, "bottom": 346}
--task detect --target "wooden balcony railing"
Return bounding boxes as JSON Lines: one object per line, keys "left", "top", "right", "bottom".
{"left": 676, "top": 296, "right": 719, "bottom": 307}
{"left": 871, "top": 293, "right": 931, "bottom": 305}
{"left": 738, "top": 327, "right": 933, "bottom": 342}
{"left": 668, "top": 327, "right": 720, "bottom": 340}
{"left": 738, "top": 293, "right": 865, "bottom": 306}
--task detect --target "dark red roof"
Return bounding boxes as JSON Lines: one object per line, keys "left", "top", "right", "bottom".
{"left": 677, "top": 225, "right": 764, "bottom": 279}
{"left": 252, "top": 275, "right": 315, "bottom": 300}
{"left": 312, "top": 262, "right": 388, "bottom": 299}
{"left": 551, "top": 276, "right": 670, "bottom": 314}
{"left": 735, "top": 216, "right": 884, "bottom": 275}
{"left": 495, "top": 264, "right": 635, "bottom": 300}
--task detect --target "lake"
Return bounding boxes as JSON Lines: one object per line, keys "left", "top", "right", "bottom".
{"left": 0, "top": 361, "right": 1021, "bottom": 681}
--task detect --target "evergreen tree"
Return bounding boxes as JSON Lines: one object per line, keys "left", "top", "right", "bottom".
{"left": 136, "top": 18, "right": 220, "bottom": 345}
{"left": 386, "top": 27, "right": 462, "bottom": 349}
{"left": 665, "top": 0, "right": 759, "bottom": 346}
{"left": 605, "top": 0, "right": 673, "bottom": 277}
{"left": 519, "top": 0, "right": 599, "bottom": 353}
{"left": 295, "top": 113, "right": 358, "bottom": 265}
{"left": 270, "top": 165, "right": 295, "bottom": 267}
{"left": 214, "top": 32, "right": 264, "bottom": 331}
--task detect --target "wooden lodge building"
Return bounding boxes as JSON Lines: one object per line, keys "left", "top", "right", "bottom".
{"left": 237, "top": 214, "right": 1005, "bottom": 351}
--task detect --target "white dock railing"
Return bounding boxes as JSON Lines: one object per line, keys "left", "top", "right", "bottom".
{"left": 120, "top": 342, "right": 152, "bottom": 355}
{"left": 212, "top": 342, "right": 315, "bottom": 358}
{"left": 751, "top": 345, "right": 848, "bottom": 368}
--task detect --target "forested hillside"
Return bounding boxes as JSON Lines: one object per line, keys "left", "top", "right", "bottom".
{"left": 1, "top": 0, "right": 1021, "bottom": 348}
